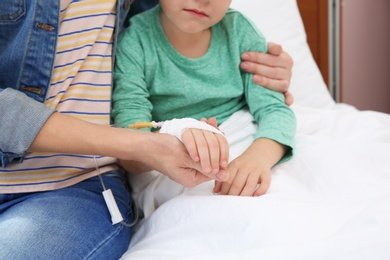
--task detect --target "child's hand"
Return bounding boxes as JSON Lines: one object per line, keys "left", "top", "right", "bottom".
{"left": 213, "top": 138, "right": 286, "bottom": 196}
{"left": 159, "top": 117, "right": 230, "bottom": 181}
{"left": 213, "top": 153, "right": 271, "bottom": 197}
{"left": 181, "top": 128, "right": 229, "bottom": 181}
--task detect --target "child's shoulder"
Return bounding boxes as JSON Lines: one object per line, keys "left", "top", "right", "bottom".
{"left": 118, "top": 6, "right": 159, "bottom": 50}
{"left": 219, "top": 9, "right": 267, "bottom": 53}
{"left": 223, "top": 8, "right": 248, "bottom": 20}
{"left": 127, "top": 5, "right": 159, "bottom": 32}
{"left": 221, "top": 8, "right": 261, "bottom": 33}
{"left": 221, "top": 8, "right": 265, "bottom": 36}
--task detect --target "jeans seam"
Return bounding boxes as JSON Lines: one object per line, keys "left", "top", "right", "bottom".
{"left": 84, "top": 224, "right": 125, "bottom": 260}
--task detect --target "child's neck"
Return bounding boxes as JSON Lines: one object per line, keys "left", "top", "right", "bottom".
{"left": 160, "top": 15, "right": 211, "bottom": 59}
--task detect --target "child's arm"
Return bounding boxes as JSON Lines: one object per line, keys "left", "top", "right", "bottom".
{"left": 213, "top": 11, "right": 296, "bottom": 196}
{"left": 214, "top": 138, "right": 287, "bottom": 196}
{"left": 241, "top": 42, "right": 294, "bottom": 106}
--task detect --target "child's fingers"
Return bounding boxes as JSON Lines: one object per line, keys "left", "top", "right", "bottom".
{"left": 240, "top": 172, "right": 260, "bottom": 196}
{"left": 183, "top": 127, "right": 228, "bottom": 178}
{"left": 215, "top": 167, "right": 229, "bottom": 182}
{"left": 218, "top": 181, "right": 230, "bottom": 195}
{"left": 203, "top": 131, "right": 223, "bottom": 174}
{"left": 215, "top": 133, "right": 229, "bottom": 167}
{"left": 200, "top": 117, "right": 219, "bottom": 129}
{"left": 253, "top": 172, "right": 271, "bottom": 197}
{"left": 201, "top": 118, "right": 228, "bottom": 168}
{"left": 181, "top": 130, "right": 200, "bottom": 162}
{"left": 219, "top": 163, "right": 238, "bottom": 195}
{"left": 206, "top": 117, "right": 218, "bottom": 129}
{"left": 213, "top": 180, "right": 222, "bottom": 193}
{"left": 191, "top": 129, "right": 212, "bottom": 174}
{"left": 225, "top": 169, "right": 248, "bottom": 196}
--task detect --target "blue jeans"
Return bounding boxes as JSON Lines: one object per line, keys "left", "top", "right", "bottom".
{"left": 0, "top": 171, "right": 134, "bottom": 260}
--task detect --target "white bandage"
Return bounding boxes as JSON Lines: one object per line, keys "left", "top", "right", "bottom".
{"left": 159, "top": 118, "right": 224, "bottom": 142}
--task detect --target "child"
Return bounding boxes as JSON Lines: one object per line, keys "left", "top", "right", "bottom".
{"left": 113, "top": 0, "right": 296, "bottom": 215}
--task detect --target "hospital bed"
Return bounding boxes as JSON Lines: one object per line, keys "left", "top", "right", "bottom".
{"left": 120, "top": 0, "right": 390, "bottom": 259}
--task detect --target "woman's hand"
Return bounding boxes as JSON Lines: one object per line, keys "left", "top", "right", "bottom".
{"left": 241, "top": 42, "right": 294, "bottom": 106}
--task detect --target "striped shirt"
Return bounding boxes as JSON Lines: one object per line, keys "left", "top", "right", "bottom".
{"left": 0, "top": 0, "right": 118, "bottom": 193}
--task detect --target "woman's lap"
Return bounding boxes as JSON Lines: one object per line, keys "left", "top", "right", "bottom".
{"left": 0, "top": 171, "right": 133, "bottom": 260}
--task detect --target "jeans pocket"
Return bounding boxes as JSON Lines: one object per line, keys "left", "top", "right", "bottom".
{"left": 0, "top": 0, "right": 26, "bottom": 22}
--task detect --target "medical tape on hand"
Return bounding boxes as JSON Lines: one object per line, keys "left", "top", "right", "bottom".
{"left": 159, "top": 118, "right": 224, "bottom": 142}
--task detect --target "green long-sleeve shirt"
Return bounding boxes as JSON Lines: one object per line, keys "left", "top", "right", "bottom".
{"left": 113, "top": 6, "right": 296, "bottom": 160}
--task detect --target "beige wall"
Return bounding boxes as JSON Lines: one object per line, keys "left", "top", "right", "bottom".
{"left": 341, "top": 0, "right": 390, "bottom": 114}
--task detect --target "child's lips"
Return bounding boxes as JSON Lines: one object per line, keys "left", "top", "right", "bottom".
{"left": 184, "top": 9, "right": 208, "bottom": 18}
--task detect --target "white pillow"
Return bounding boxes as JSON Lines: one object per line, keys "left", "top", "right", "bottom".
{"left": 231, "top": 0, "right": 335, "bottom": 109}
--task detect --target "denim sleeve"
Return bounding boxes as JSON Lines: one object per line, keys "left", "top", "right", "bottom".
{"left": 0, "top": 88, "right": 55, "bottom": 168}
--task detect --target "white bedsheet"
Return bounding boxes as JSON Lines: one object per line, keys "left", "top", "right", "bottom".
{"left": 121, "top": 105, "right": 390, "bottom": 260}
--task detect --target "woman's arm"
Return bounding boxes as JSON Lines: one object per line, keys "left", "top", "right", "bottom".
{"left": 0, "top": 89, "right": 219, "bottom": 187}
{"left": 0, "top": 88, "right": 55, "bottom": 167}
{"left": 30, "top": 111, "right": 219, "bottom": 187}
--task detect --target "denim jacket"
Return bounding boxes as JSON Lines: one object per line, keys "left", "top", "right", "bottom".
{"left": 0, "top": 0, "right": 132, "bottom": 168}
